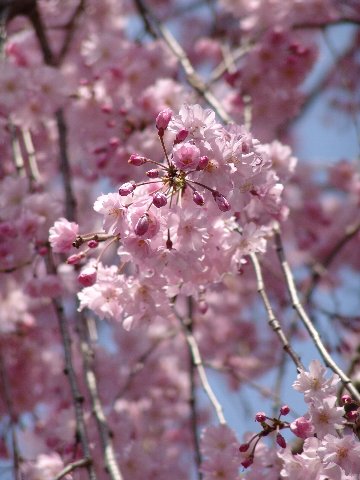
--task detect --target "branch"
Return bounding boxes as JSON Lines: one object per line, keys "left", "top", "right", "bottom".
{"left": 132, "top": 0, "right": 232, "bottom": 124}
{"left": 52, "top": 458, "right": 90, "bottom": 480}
{"left": 57, "top": 0, "right": 86, "bottom": 64}
{"left": 293, "top": 17, "right": 360, "bottom": 30}
{"left": 249, "top": 252, "right": 304, "bottom": 371}
{"left": 305, "top": 220, "right": 360, "bottom": 304}
{"left": 186, "top": 298, "right": 203, "bottom": 480}
{"left": 173, "top": 306, "right": 226, "bottom": 425}
{"left": 78, "top": 315, "right": 124, "bottom": 480}
{"left": 0, "top": 349, "right": 22, "bottom": 480}
{"left": 273, "top": 226, "right": 360, "bottom": 402}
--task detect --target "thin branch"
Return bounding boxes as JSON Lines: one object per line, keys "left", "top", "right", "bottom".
{"left": 57, "top": 0, "right": 86, "bottom": 64}
{"left": 186, "top": 298, "right": 203, "bottom": 480}
{"left": 51, "top": 296, "right": 96, "bottom": 479}
{"left": 21, "top": 128, "right": 42, "bottom": 184}
{"left": 249, "top": 252, "right": 304, "bottom": 372}
{"left": 273, "top": 226, "right": 360, "bottom": 403}
{"left": 9, "top": 123, "right": 25, "bottom": 177}
{"left": 78, "top": 315, "right": 123, "bottom": 480}
{"left": 293, "top": 17, "right": 360, "bottom": 30}
{"left": 0, "top": 349, "right": 22, "bottom": 480}
{"left": 133, "top": 0, "right": 232, "bottom": 124}
{"left": 305, "top": 220, "right": 360, "bottom": 304}
{"left": 173, "top": 306, "right": 227, "bottom": 425}
{"left": 52, "top": 458, "right": 91, "bottom": 480}
{"left": 55, "top": 109, "right": 77, "bottom": 221}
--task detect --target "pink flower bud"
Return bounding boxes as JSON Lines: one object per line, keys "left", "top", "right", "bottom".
{"left": 87, "top": 240, "right": 99, "bottom": 248}
{"left": 128, "top": 154, "right": 147, "bottom": 166}
{"left": 193, "top": 191, "right": 205, "bottom": 206}
{"left": 78, "top": 267, "right": 97, "bottom": 287}
{"left": 276, "top": 433, "right": 286, "bottom": 449}
{"left": 156, "top": 108, "right": 172, "bottom": 131}
{"left": 241, "top": 456, "right": 253, "bottom": 469}
{"left": 174, "top": 129, "right": 188, "bottom": 144}
{"left": 239, "top": 443, "right": 249, "bottom": 453}
{"left": 197, "top": 155, "right": 209, "bottom": 170}
{"left": 341, "top": 395, "right": 352, "bottom": 405}
{"left": 119, "top": 181, "right": 136, "bottom": 196}
{"left": 346, "top": 410, "right": 359, "bottom": 422}
{"left": 198, "top": 300, "right": 208, "bottom": 314}
{"left": 67, "top": 253, "right": 84, "bottom": 265}
{"left": 255, "top": 412, "right": 266, "bottom": 423}
{"left": 153, "top": 192, "right": 167, "bottom": 208}
{"left": 146, "top": 169, "right": 159, "bottom": 178}
{"left": 135, "top": 214, "right": 149, "bottom": 236}
{"left": 212, "top": 192, "right": 231, "bottom": 212}
{"left": 280, "top": 405, "right": 290, "bottom": 416}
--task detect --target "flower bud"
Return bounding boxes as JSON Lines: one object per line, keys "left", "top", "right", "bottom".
{"left": 146, "top": 169, "right": 160, "bottom": 178}
{"left": 193, "top": 190, "right": 205, "bottom": 206}
{"left": 213, "top": 191, "right": 231, "bottom": 212}
{"left": 134, "top": 214, "right": 149, "bottom": 236}
{"left": 87, "top": 240, "right": 99, "bottom": 249}
{"left": 198, "top": 300, "right": 208, "bottom": 314}
{"left": 156, "top": 108, "right": 172, "bottom": 131}
{"left": 276, "top": 433, "right": 286, "bottom": 449}
{"left": 78, "top": 267, "right": 97, "bottom": 287}
{"left": 341, "top": 395, "right": 352, "bottom": 405}
{"left": 241, "top": 456, "right": 253, "bottom": 469}
{"left": 255, "top": 412, "right": 266, "bottom": 423}
{"left": 346, "top": 410, "right": 359, "bottom": 422}
{"left": 67, "top": 253, "right": 84, "bottom": 265}
{"left": 280, "top": 405, "right": 290, "bottom": 416}
{"left": 153, "top": 192, "right": 167, "bottom": 208}
{"left": 119, "top": 181, "right": 136, "bottom": 196}
{"left": 174, "top": 129, "right": 188, "bottom": 144}
{"left": 239, "top": 443, "right": 249, "bottom": 453}
{"left": 128, "top": 154, "right": 147, "bottom": 166}
{"left": 197, "top": 155, "right": 209, "bottom": 170}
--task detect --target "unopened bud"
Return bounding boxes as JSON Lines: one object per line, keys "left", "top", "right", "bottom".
{"left": 346, "top": 410, "right": 359, "bottom": 422}
{"left": 255, "top": 412, "right": 266, "bottom": 423}
{"left": 174, "top": 129, "right": 188, "bottom": 144}
{"left": 198, "top": 300, "right": 208, "bottom": 314}
{"left": 134, "top": 214, "right": 149, "bottom": 236}
{"left": 241, "top": 456, "right": 253, "bottom": 469}
{"left": 280, "top": 405, "right": 290, "bottom": 416}
{"left": 341, "top": 395, "right": 352, "bottom": 405}
{"left": 239, "top": 443, "right": 249, "bottom": 453}
{"left": 128, "top": 154, "right": 147, "bottom": 166}
{"left": 156, "top": 108, "right": 172, "bottom": 132}
{"left": 276, "top": 433, "right": 286, "bottom": 449}
{"left": 146, "top": 169, "right": 159, "bottom": 178}
{"left": 67, "top": 253, "right": 84, "bottom": 265}
{"left": 119, "top": 181, "right": 136, "bottom": 196}
{"left": 153, "top": 192, "right": 167, "bottom": 208}
{"left": 78, "top": 267, "right": 97, "bottom": 287}
{"left": 193, "top": 190, "right": 205, "bottom": 206}
{"left": 87, "top": 240, "right": 99, "bottom": 249}
{"left": 213, "top": 191, "right": 231, "bottom": 212}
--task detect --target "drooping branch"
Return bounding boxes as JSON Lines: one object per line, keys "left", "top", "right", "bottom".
{"left": 52, "top": 458, "right": 91, "bottom": 480}
{"left": 173, "top": 305, "right": 227, "bottom": 425}
{"left": 78, "top": 315, "right": 124, "bottom": 480}
{"left": 273, "top": 226, "right": 360, "bottom": 402}
{"left": 249, "top": 252, "right": 304, "bottom": 372}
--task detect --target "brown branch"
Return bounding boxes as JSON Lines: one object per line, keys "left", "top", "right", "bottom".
{"left": 57, "top": 0, "right": 86, "bottom": 64}
{"left": 52, "top": 458, "right": 91, "bottom": 480}
{"left": 78, "top": 315, "right": 123, "bottom": 480}
{"left": 186, "top": 298, "right": 202, "bottom": 480}
{"left": 50, "top": 294, "right": 97, "bottom": 480}
{"left": 273, "top": 226, "right": 360, "bottom": 402}
{"left": 0, "top": 349, "right": 22, "bottom": 480}
{"left": 173, "top": 305, "right": 227, "bottom": 425}
{"left": 249, "top": 252, "right": 304, "bottom": 372}
{"left": 133, "top": 0, "right": 232, "bottom": 124}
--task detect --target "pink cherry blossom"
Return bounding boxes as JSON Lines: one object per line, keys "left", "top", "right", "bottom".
{"left": 49, "top": 218, "right": 79, "bottom": 253}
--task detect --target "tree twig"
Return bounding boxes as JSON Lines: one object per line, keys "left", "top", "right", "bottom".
{"left": 273, "top": 226, "right": 360, "bottom": 402}
{"left": 249, "top": 252, "right": 304, "bottom": 372}
{"left": 78, "top": 315, "right": 123, "bottom": 480}
{"left": 52, "top": 457, "right": 91, "bottom": 480}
